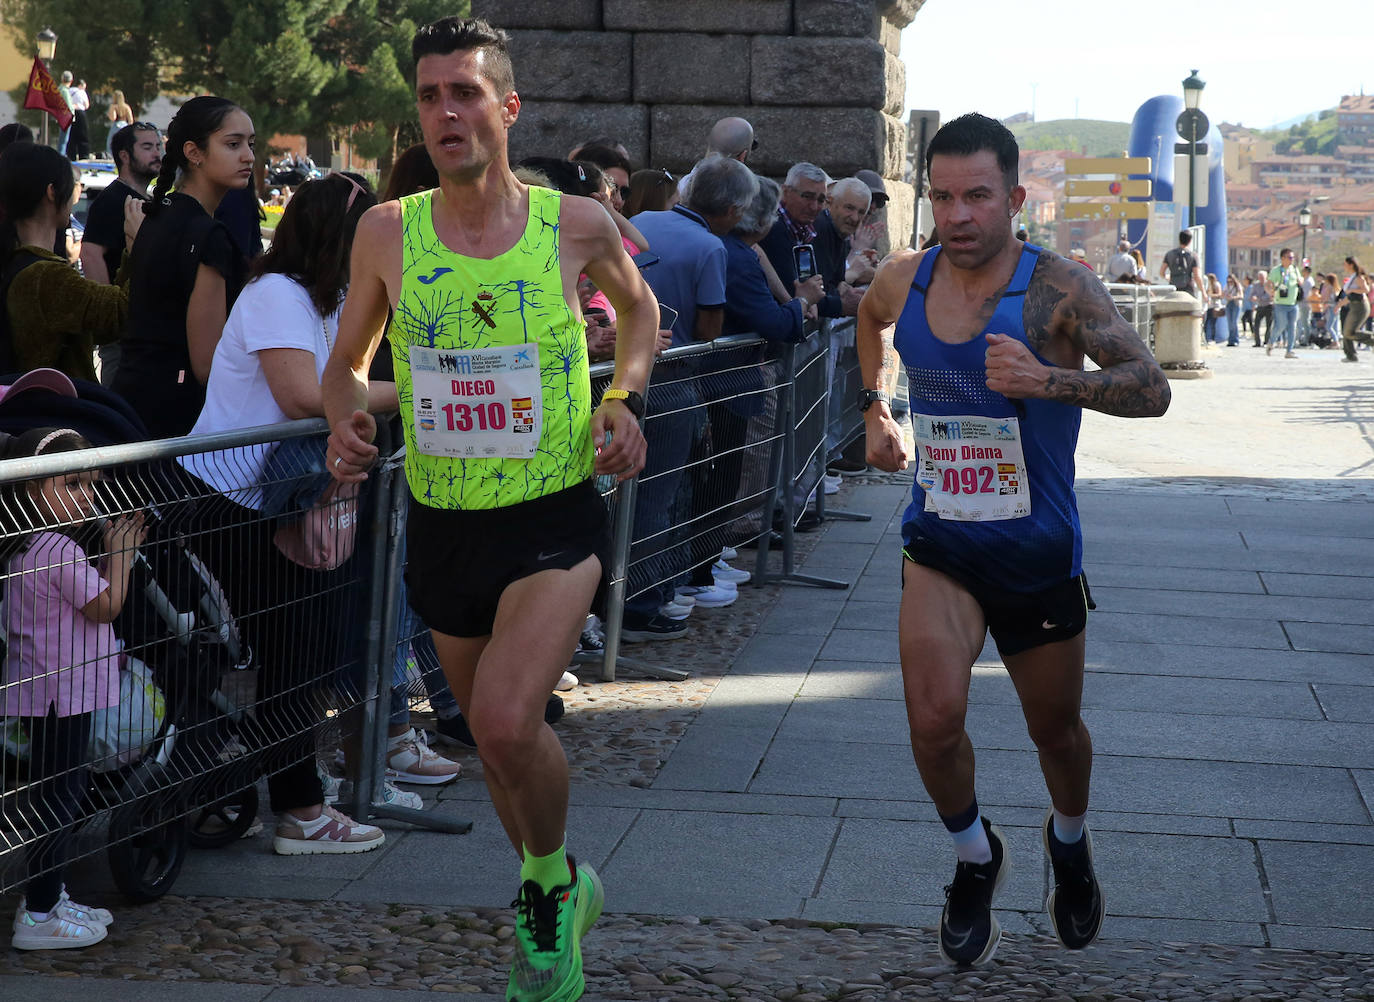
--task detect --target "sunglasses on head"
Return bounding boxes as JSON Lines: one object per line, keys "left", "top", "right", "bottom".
{"left": 338, "top": 173, "right": 368, "bottom": 211}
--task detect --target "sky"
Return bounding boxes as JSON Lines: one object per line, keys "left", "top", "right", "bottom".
{"left": 899, "top": 0, "right": 1368, "bottom": 131}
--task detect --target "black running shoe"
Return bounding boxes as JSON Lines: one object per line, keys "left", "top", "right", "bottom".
{"left": 938, "top": 818, "right": 1009, "bottom": 966}
{"left": 1043, "top": 809, "right": 1104, "bottom": 950}
{"left": 432, "top": 696, "right": 565, "bottom": 752}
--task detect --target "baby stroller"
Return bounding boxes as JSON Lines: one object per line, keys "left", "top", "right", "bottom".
{"left": 0, "top": 371, "right": 260, "bottom": 902}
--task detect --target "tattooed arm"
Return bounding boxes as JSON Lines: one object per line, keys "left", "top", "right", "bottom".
{"left": 856, "top": 250, "right": 918, "bottom": 471}
{"left": 986, "top": 251, "right": 1171, "bottom": 418}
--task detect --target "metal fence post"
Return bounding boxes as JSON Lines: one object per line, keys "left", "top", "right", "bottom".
{"left": 355, "top": 451, "right": 471, "bottom": 835}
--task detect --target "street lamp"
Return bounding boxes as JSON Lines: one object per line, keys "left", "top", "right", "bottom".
{"left": 1178, "top": 69, "right": 1206, "bottom": 229}
{"left": 36, "top": 28, "right": 56, "bottom": 146}
{"left": 36, "top": 27, "right": 56, "bottom": 62}
{"left": 1298, "top": 204, "right": 1311, "bottom": 266}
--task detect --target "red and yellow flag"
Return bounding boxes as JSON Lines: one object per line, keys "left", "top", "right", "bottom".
{"left": 23, "top": 58, "right": 72, "bottom": 130}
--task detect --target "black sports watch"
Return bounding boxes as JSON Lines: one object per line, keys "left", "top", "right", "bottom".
{"left": 857, "top": 388, "right": 890, "bottom": 413}
{"left": 602, "top": 388, "right": 646, "bottom": 419}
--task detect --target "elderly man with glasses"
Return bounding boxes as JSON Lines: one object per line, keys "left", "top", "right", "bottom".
{"left": 759, "top": 162, "right": 837, "bottom": 317}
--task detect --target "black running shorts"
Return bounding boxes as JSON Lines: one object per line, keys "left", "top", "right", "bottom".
{"left": 405, "top": 480, "right": 611, "bottom": 638}
{"left": 901, "top": 539, "right": 1094, "bottom": 657}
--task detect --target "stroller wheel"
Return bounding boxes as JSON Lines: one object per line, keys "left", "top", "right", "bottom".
{"left": 188, "top": 784, "right": 260, "bottom": 849}
{"left": 107, "top": 763, "right": 187, "bottom": 902}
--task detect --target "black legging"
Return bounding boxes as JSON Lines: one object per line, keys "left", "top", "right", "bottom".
{"left": 1342, "top": 295, "right": 1369, "bottom": 362}
{"left": 18, "top": 708, "right": 92, "bottom": 913}
{"left": 182, "top": 491, "right": 356, "bottom": 814}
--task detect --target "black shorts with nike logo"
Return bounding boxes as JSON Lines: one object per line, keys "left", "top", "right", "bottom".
{"left": 406, "top": 479, "right": 612, "bottom": 638}
{"left": 901, "top": 539, "right": 1095, "bottom": 657}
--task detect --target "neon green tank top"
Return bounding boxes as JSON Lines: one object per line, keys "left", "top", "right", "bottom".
{"left": 392, "top": 186, "right": 594, "bottom": 510}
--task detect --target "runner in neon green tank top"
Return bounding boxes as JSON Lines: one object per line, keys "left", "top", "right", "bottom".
{"left": 321, "top": 17, "right": 660, "bottom": 1002}
{"left": 393, "top": 184, "right": 594, "bottom": 510}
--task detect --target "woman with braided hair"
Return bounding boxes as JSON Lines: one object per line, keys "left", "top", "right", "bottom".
{"left": 112, "top": 97, "right": 254, "bottom": 438}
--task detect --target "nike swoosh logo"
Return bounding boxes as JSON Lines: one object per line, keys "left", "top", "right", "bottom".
{"left": 943, "top": 925, "right": 975, "bottom": 949}
{"left": 417, "top": 267, "right": 452, "bottom": 285}
{"left": 1042, "top": 620, "right": 1060, "bottom": 630}
{"left": 536, "top": 550, "right": 564, "bottom": 562}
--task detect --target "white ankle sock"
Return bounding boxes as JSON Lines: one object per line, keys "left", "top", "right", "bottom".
{"left": 1052, "top": 808, "right": 1086, "bottom": 845}
{"left": 951, "top": 815, "right": 992, "bottom": 864}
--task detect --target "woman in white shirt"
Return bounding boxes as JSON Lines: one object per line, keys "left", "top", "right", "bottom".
{"left": 180, "top": 172, "right": 399, "bottom": 855}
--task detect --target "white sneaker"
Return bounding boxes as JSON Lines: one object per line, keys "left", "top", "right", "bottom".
{"left": 15, "top": 891, "right": 112, "bottom": 930}
{"left": 672, "top": 590, "right": 697, "bottom": 607}
{"left": 320, "top": 767, "right": 342, "bottom": 805}
{"left": 339, "top": 778, "right": 423, "bottom": 811}
{"left": 659, "top": 601, "right": 693, "bottom": 620}
{"left": 555, "top": 670, "right": 579, "bottom": 691}
{"left": 674, "top": 584, "right": 737, "bottom": 607}
{"left": 712, "top": 559, "right": 751, "bottom": 585}
{"left": 12, "top": 907, "right": 106, "bottom": 950}
{"left": 822, "top": 474, "right": 842, "bottom": 495}
{"left": 720, "top": 546, "right": 739, "bottom": 561}
{"left": 386, "top": 728, "right": 462, "bottom": 785}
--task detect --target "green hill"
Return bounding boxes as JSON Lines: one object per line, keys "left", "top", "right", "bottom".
{"left": 1007, "top": 119, "right": 1132, "bottom": 157}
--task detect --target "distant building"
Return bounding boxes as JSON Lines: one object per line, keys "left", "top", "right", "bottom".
{"left": 1228, "top": 220, "right": 1305, "bottom": 275}
{"left": 1250, "top": 154, "right": 1347, "bottom": 187}
{"left": 1336, "top": 95, "right": 1374, "bottom": 147}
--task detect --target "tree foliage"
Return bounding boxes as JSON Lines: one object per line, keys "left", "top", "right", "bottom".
{"left": 1, "top": 0, "right": 469, "bottom": 173}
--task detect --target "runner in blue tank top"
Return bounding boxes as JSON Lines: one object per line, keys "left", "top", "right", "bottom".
{"left": 855, "top": 114, "right": 1170, "bottom": 967}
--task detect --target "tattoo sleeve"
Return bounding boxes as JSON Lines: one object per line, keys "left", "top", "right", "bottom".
{"left": 1027, "top": 254, "right": 1172, "bottom": 418}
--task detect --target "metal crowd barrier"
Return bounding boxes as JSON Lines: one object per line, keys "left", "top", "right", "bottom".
{"left": 815, "top": 318, "right": 873, "bottom": 530}
{"left": 0, "top": 419, "right": 397, "bottom": 900}
{"left": 1, "top": 319, "right": 879, "bottom": 899}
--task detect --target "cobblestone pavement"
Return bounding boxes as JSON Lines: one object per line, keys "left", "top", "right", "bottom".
{"left": 4, "top": 895, "right": 1371, "bottom": 1000}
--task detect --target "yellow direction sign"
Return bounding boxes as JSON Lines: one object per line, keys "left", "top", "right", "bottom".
{"left": 1064, "top": 156, "right": 1152, "bottom": 175}
{"left": 1063, "top": 202, "right": 1150, "bottom": 220}
{"left": 1065, "top": 179, "right": 1152, "bottom": 198}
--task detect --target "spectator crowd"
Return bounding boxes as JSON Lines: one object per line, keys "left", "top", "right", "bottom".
{"left": 0, "top": 87, "right": 893, "bottom": 949}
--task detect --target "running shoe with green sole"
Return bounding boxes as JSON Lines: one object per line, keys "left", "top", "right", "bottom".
{"left": 506, "top": 856, "right": 603, "bottom": 1002}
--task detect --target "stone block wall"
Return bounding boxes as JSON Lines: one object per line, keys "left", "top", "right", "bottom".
{"left": 472, "top": 0, "right": 925, "bottom": 246}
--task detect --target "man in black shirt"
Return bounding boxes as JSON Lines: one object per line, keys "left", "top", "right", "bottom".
{"left": 81, "top": 123, "right": 161, "bottom": 386}
{"left": 81, "top": 123, "right": 161, "bottom": 284}
{"left": 811, "top": 177, "right": 871, "bottom": 319}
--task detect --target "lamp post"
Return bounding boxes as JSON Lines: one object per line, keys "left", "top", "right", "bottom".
{"left": 1298, "top": 204, "right": 1311, "bottom": 267}
{"left": 1179, "top": 70, "right": 1206, "bottom": 229}
{"left": 36, "top": 28, "right": 56, "bottom": 147}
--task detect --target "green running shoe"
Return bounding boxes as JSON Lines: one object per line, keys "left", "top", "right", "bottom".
{"left": 506, "top": 855, "right": 603, "bottom": 1002}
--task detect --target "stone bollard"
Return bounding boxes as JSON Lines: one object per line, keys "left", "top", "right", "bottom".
{"left": 1151, "top": 290, "right": 1213, "bottom": 380}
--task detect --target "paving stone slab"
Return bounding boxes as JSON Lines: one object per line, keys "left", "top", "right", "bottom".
{"left": 1262, "top": 570, "right": 1374, "bottom": 600}
{"left": 601, "top": 810, "right": 839, "bottom": 917}
{"left": 799, "top": 897, "right": 1040, "bottom": 937}
{"left": 1083, "top": 542, "right": 1261, "bottom": 571}
{"left": 1082, "top": 563, "right": 1266, "bottom": 595}
{"left": 1084, "top": 639, "right": 1374, "bottom": 685}
{"left": 728, "top": 630, "right": 826, "bottom": 675}
{"left": 799, "top": 664, "right": 904, "bottom": 701}
{"left": 817, "top": 818, "right": 1046, "bottom": 912}
{"left": 1233, "top": 819, "right": 1374, "bottom": 845}
{"left": 1082, "top": 672, "right": 1321, "bottom": 720}
{"left": 1266, "top": 924, "right": 1374, "bottom": 954}
{"left": 1077, "top": 491, "right": 1234, "bottom": 520}
{"left": 1354, "top": 770, "right": 1374, "bottom": 818}
{"left": 1090, "top": 831, "right": 1269, "bottom": 922}
{"left": 1284, "top": 621, "right": 1374, "bottom": 655}
{"left": 756, "top": 599, "right": 844, "bottom": 636}
{"left": 1313, "top": 683, "right": 1374, "bottom": 723}
{"left": 1093, "top": 917, "right": 1267, "bottom": 947}
{"left": 652, "top": 722, "right": 777, "bottom": 792}
{"left": 833, "top": 803, "right": 1233, "bottom": 837}
{"left": 1260, "top": 840, "right": 1374, "bottom": 928}
{"left": 1091, "top": 585, "right": 1369, "bottom": 625}
{"left": 798, "top": 540, "right": 876, "bottom": 570}
{"left": 819, "top": 628, "right": 902, "bottom": 663}
{"left": 337, "top": 803, "right": 637, "bottom": 910}
{"left": 1089, "top": 611, "right": 1291, "bottom": 649}
{"left": 1241, "top": 528, "right": 1374, "bottom": 558}
{"left": 567, "top": 785, "right": 839, "bottom": 818}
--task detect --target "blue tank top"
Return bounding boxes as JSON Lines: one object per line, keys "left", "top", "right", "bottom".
{"left": 894, "top": 243, "right": 1082, "bottom": 592}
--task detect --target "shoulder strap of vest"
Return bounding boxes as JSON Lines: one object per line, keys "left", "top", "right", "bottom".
{"left": 911, "top": 245, "right": 940, "bottom": 294}
{"left": 1003, "top": 242, "right": 1041, "bottom": 297}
